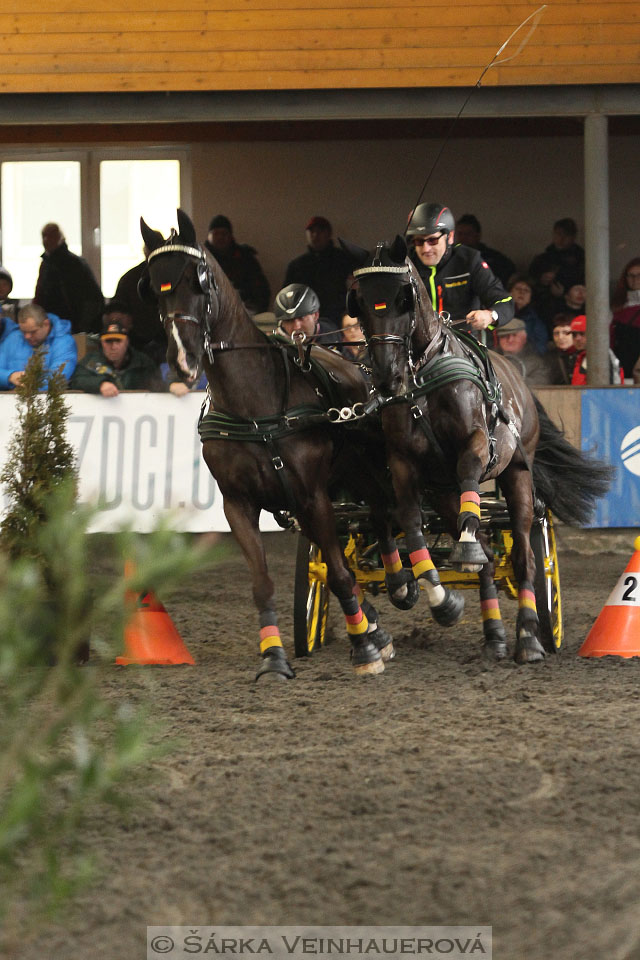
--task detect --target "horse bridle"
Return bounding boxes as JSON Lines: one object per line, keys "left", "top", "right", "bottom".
{"left": 147, "top": 241, "right": 219, "bottom": 338}
{"left": 351, "top": 255, "right": 423, "bottom": 378}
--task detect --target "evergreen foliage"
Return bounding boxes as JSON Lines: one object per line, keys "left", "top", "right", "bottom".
{"left": 0, "top": 348, "right": 77, "bottom": 561}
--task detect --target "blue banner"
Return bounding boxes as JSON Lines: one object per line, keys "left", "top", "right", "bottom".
{"left": 581, "top": 389, "right": 640, "bottom": 527}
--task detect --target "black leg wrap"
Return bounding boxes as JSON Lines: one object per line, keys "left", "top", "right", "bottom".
{"left": 482, "top": 622, "right": 508, "bottom": 660}
{"left": 431, "top": 587, "right": 465, "bottom": 626}
{"left": 385, "top": 568, "right": 421, "bottom": 611}
{"left": 255, "top": 647, "right": 296, "bottom": 681}
{"left": 449, "top": 538, "right": 488, "bottom": 568}
{"left": 368, "top": 624, "right": 395, "bottom": 661}
{"left": 350, "top": 638, "right": 383, "bottom": 668}
{"left": 514, "top": 609, "right": 545, "bottom": 665}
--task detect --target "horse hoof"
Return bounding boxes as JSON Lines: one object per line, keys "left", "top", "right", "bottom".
{"left": 255, "top": 648, "right": 296, "bottom": 681}
{"left": 514, "top": 634, "right": 546, "bottom": 665}
{"left": 431, "top": 588, "right": 465, "bottom": 627}
{"left": 449, "top": 540, "right": 487, "bottom": 570}
{"left": 386, "top": 572, "right": 420, "bottom": 611}
{"left": 353, "top": 658, "right": 385, "bottom": 676}
{"left": 482, "top": 632, "right": 508, "bottom": 661}
{"left": 370, "top": 625, "right": 395, "bottom": 661}
{"left": 351, "top": 639, "right": 384, "bottom": 676}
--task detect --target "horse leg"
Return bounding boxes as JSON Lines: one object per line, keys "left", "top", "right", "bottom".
{"left": 435, "top": 489, "right": 508, "bottom": 660}
{"left": 299, "top": 494, "right": 384, "bottom": 676}
{"left": 223, "top": 497, "right": 295, "bottom": 681}
{"left": 389, "top": 457, "right": 464, "bottom": 626}
{"left": 499, "top": 464, "right": 546, "bottom": 664}
{"left": 448, "top": 429, "right": 492, "bottom": 573}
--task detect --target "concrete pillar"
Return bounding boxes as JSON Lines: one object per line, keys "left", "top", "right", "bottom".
{"left": 584, "top": 113, "right": 610, "bottom": 385}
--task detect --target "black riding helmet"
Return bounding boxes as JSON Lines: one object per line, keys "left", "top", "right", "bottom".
{"left": 274, "top": 283, "right": 320, "bottom": 321}
{"left": 405, "top": 203, "right": 455, "bottom": 238}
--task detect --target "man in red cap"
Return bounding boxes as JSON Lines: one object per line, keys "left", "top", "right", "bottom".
{"left": 283, "top": 215, "right": 358, "bottom": 329}
{"left": 570, "top": 314, "right": 623, "bottom": 385}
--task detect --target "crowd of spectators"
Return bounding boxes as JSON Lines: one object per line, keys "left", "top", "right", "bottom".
{"left": 0, "top": 213, "right": 637, "bottom": 394}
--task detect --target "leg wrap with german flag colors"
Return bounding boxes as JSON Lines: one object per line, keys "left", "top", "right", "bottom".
{"left": 352, "top": 581, "right": 395, "bottom": 661}
{"left": 457, "top": 485, "right": 481, "bottom": 533}
{"left": 255, "top": 609, "right": 295, "bottom": 680}
{"left": 340, "top": 593, "right": 383, "bottom": 674}
{"left": 479, "top": 581, "right": 508, "bottom": 659}
{"left": 380, "top": 540, "right": 420, "bottom": 611}
{"left": 513, "top": 580, "right": 546, "bottom": 665}
{"left": 404, "top": 533, "right": 465, "bottom": 627}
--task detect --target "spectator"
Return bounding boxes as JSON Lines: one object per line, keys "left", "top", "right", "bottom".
{"left": 569, "top": 314, "right": 622, "bottom": 386}
{"left": 610, "top": 257, "right": 640, "bottom": 380}
{"left": 113, "top": 253, "right": 167, "bottom": 365}
{"left": 0, "top": 302, "right": 77, "bottom": 391}
{"left": 493, "top": 316, "right": 553, "bottom": 385}
{"left": 454, "top": 214, "right": 516, "bottom": 287}
{"left": 0, "top": 265, "right": 21, "bottom": 325}
{"left": 339, "top": 312, "right": 367, "bottom": 362}
{"left": 273, "top": 283, "right": 332, "bottom": 340}
{"left": 283, "top": 216, "right": 357, "bottom": 329}
{"left": 507, "top": 276, "right": 548, "bottom": 355}
{"left": 535, "top": 280, "right": 587, "bottom": 331}
{"left": 34, "top": 223, "right": 104, "bottom": 334}
{"left": 546, "top": 313, "right": 576, "bottom": 384}
{"left": 160, "top": 362, "right": 207, "bottom": 396}
{"left": 529, "top": 217, "right": 585, "bottom": 295}
{"left": 406, "top": 202, "right": 514, "bottom": 335}
{"left": 70, "top": 318, "right": 164, "bottom": 397}
{"left": 204, "top": 215, "right": 270, "bottom": 314}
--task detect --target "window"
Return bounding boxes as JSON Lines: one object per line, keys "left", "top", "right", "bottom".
{"left": 0, "top": 149, "right": 189, "bottom": 300}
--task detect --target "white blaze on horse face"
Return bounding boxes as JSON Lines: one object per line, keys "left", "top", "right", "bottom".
{"left": 171, "top": 321, "right": 199, "bottom": 381}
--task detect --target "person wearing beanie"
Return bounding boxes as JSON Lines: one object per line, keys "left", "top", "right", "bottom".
{"left": 204, "top": 214, "right": 270, "bottom": 314}
{"left": 34, "top": 222, "right": 104, "bottom": 334}
{"left": 569, "top": 314, "right": 623, "bottom": 386}
{"left": 283, "top": 215, "right": 358, "bottom": 330}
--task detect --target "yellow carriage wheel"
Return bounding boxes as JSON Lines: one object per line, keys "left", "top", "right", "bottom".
{"left": 293, "top": 536, "right": 329, "bottom": 658}
{"left": 531, "top": 511, "right": 563, "bottom": 652}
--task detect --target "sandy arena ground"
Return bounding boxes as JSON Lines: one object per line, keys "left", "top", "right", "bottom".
{"left": 10, "top": 525, "right": 640, "bottom": 960}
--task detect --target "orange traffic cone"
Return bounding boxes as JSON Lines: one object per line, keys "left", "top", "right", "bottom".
{"left": 116, "top": 562, "right": 195, "bottom": 666}
{"left": 578, "top": 535, "right": 640, "bottom": 659}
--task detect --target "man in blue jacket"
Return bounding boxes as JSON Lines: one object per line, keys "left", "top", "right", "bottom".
{"left": 0, "top": 302, "right": 77, "bottom": 391}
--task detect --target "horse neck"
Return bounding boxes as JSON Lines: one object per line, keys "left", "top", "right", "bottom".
{"left": 202, "top": 261, "right": 295, "bottom": 417}
{"left": 411, "top": 297, "right": 443, "bottom": 361}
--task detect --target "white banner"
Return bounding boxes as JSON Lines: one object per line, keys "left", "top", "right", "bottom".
{"left": 0, "top": 392, "right": 282, "bottom": 533}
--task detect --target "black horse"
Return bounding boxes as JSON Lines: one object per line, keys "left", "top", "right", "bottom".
{"left": 344, "top": 235, "right": 613, "bottom": 664}
{"left": 138, "top": 211, "right": 462, "bottom": 680}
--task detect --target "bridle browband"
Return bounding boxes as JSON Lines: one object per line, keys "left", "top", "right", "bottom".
{"left": 148, "top": 242, "right": 203, "bottom": 261}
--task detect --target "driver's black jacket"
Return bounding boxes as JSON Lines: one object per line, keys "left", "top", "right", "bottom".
{"left": 410, "top": 243, "right": 514, "bottom": 328}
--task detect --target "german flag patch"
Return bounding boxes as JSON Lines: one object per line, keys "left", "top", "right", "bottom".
{"left": 374, "top": 302, "right": 387, "bottom": 310}
{"left": 160, "top": 282, "right": 172, "bottom": 292}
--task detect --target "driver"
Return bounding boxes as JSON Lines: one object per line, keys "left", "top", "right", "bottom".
{"left": 273, "top": 283, "right": 333, "bottom": 340}
{"left": 406, "top": 202, "right": 514, "bottom": 335}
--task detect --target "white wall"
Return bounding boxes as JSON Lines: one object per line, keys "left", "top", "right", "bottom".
{"left": 190, "top": 133, "right": 638, "bottom": 307}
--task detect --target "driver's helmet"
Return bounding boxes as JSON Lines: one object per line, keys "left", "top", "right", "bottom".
{"left": 406, "top": 203, "right": 455, "bottom": 238}
{"left": 274, "top": 284, "right": 320, "bottom": 321}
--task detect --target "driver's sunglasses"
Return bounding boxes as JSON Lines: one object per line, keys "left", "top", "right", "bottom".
{"left": 413, "top": 233, "right": 443, "bottom": 247}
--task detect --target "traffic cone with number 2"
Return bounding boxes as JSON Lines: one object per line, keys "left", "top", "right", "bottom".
{"left": 578, "top": 536, "right": 640, "bottom": 659}
{"left": 116, "top": 561, "right": 195, "bottom": 666}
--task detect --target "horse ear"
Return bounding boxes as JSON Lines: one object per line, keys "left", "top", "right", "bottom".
{"left": 176, "top": 208, "right": 197, "bottom": 245}
{"left": 338, "top": 237, "right": 370, "bottom": 267}
{"left": 140, "top": 217, "right": 164, "bottom": 252}
{"left": 388, "top": 234, "right": 408, "bottom": 263}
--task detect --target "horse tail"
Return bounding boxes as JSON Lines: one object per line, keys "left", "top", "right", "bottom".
{"left": 531, "top": 396, "right": 615, "bottom": 525}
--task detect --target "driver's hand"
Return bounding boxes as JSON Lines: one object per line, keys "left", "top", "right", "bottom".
{"left": 466, "top": 309, "right": 494, "bottom": 330}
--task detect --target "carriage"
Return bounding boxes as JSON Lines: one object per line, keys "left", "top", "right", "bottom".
{"left": 293, "top": 491, "right": 562, "bottom": 659}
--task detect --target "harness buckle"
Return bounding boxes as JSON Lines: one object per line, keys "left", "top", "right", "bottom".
{"left": 411, "top": 403, "right": 423, "bottom": 420}
{"left": 272, "top": 456, "right": 284, "bottom": 470}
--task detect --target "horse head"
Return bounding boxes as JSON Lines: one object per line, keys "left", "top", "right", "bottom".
{"left": 140, "top": 208, "right": 219, "bottom": 385}
{"left": 343, "top": 235, "right": 421, "bottom": 397}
